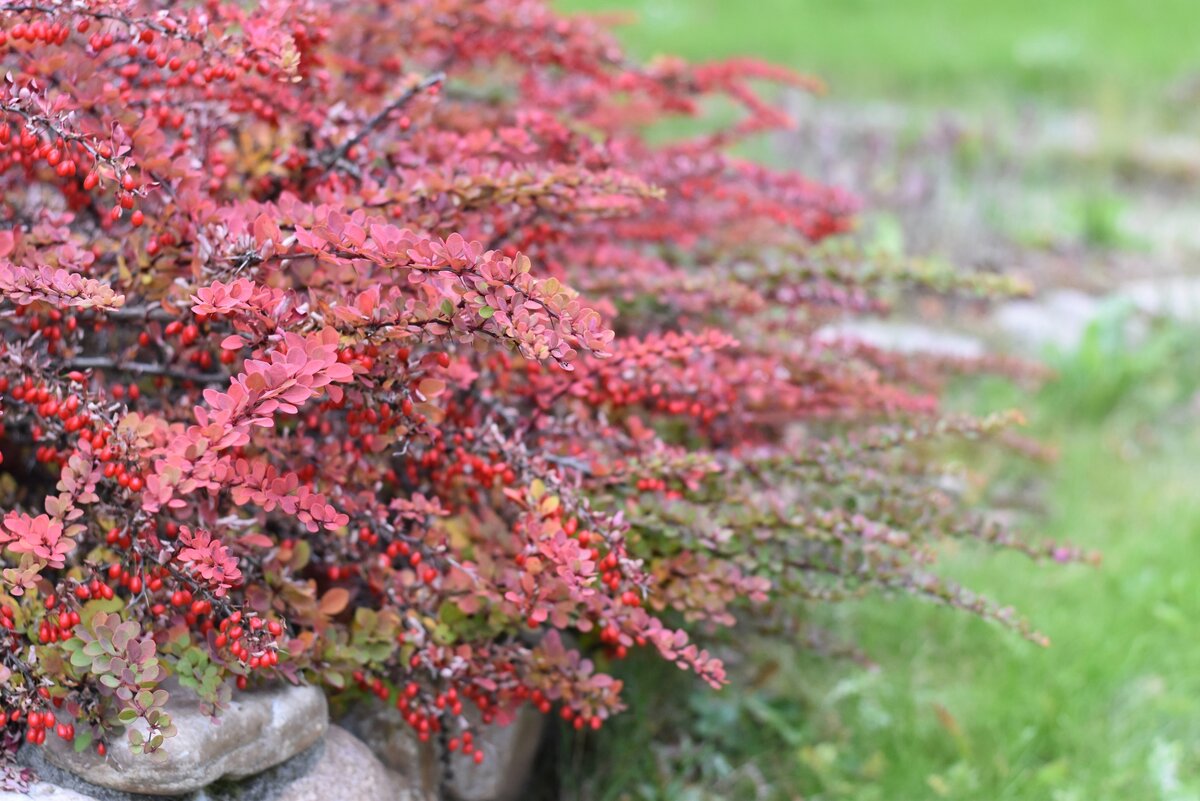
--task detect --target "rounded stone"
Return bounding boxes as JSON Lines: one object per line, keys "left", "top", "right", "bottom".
{"left": 446, "top": 705, "right": 544, "bottom": 801}
{"left": 337, "top": 700, "right": 544, "bottom": 801}
{"left": 41, "top": 682, "right": 327, "bottom": 796}
{"left": 263, "top": 725, "right": 410, "bottom": 801}
{"left": 2, "top": 783, "right": 103, "bottom": 800}
{"left": 336, "top": 700, "right": 438, "bottom": 800}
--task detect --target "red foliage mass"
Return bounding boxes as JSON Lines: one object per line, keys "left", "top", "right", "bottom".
{"left": 0, "top": 0, "right": 1077, "bottom": 761}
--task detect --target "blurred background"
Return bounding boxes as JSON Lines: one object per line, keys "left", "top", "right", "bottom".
{"left": 548, "top": 2, "right": 1200, "bottom": 799}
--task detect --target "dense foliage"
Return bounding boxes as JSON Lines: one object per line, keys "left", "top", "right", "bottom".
{"left": 0, "top": 0, "right": 1082, "bottom": 774}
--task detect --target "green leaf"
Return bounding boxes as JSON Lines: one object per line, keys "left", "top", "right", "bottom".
{"left": 438, "top": 601, "right": 467, "bottom": 626}
{"left": 99, "top": 674, "right": 121, "bottom": 689}
{"left": 440, "top": 299, "right": 455, "bottom": 317}
{"left": 290, "top": 540, "right": 311, "bottom": 571}
{"left": 117, "top": 708, "right": 138, "bottom": 724}
{"left": 353, "top": 607, "right": 376, "bottom": 628}
{"left": 70, "top": 649, "right": 93, "bottom": 668}
{"left": 367, "top": 643, "right": 393, "bottom": 660}
{"left": 73, "top": 730, "right": 93, "bottom": 753}
{"left": 478, "top": 305, "right": 495, "bottom": 319}
{"left": 431, "top": 622, "right": 455, "bottom": 645}
{"left": 79, "top": 598, "right": 124, "bottom": 628}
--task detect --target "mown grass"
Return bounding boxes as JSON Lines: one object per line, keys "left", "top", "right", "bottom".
{"left": 556, "top": 0, "right": 1200, "bottom": 111}
{"left": 553, "top": 316, "right": 1200, "bottom": 800}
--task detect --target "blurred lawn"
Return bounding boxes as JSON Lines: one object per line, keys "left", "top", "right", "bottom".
{"left": 552, "top": 316, "right": 1200, "bottom": 801}
{"left": 557, "top": 0, "right": 1200, "bottom": 109}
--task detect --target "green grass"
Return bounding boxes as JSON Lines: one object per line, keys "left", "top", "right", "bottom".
{"left": 556, "top": 0, "right": 1200, "bottom": 110}
{"left": 793, "top": 434, "right": 1200, "bottom": 800}
{"left": 554, "top": 317, "right": 1200, "bottom": 800}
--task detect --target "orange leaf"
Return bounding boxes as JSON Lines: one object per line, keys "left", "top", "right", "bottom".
{"left": 319, "top": 587, "right": 350, "bottom": 616}
{"left": 417, "top": 378, "right": 446, "bottom": 399}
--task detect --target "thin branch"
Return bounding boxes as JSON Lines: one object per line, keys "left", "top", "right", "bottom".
{"left": 320, "top": 71, "right": 446, "bottom": 173}
{"left": 66, "top": 356, "right": 227, "bottom": 385}
{"left": 543, "top": 453, "right": 594, "bottom": 476}
{"left": 101, "top": 304, "right": 176, "bottom": 322}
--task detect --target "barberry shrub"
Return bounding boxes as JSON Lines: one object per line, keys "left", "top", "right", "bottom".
{"left": 0, "top": 0, "right": 1083, "bottom": 771}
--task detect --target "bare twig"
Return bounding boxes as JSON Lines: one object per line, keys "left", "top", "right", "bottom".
{"left": 320, "top": 72, "right": 446, "bottom": 173}
{"left": 66, "top": 356, "right": 227, "bottom": 385}
{"left": 101, "top": 304, "right": 176, "bottom": 322}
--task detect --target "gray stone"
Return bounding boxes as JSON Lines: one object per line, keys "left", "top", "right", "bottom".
{"left": 41, "top": 683, "right": 327, "bottom": 796}
{"left": 335, "top": 702, "right": 437, "bottom": 800}
{"left": 337, "top": 701, "right": 545, "bottom": 801}
{"left": 446, "top": 706, "right": 544, "bottom": 801}
{"left": 14, "top": 725, "right": 416, "bottom": 801}
{"left": 1119, "top": 277, "right": 1200, "bottom": 322}
{"left": 3, "top": 784, "right": 103, "bottom": 801}
{"left": 16, "top": 741, "right": 170, "bottom": 801}
{"left": 257, "top": 725, "right": 408, "bottom": 801}
{"left": 990, "top": 289, "right": 1105, "bottom": 353}
{"left": 816, "top": 319, "right": 985, "bottom": 358}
